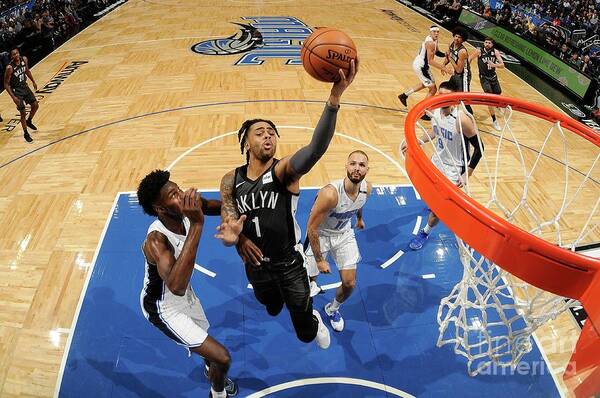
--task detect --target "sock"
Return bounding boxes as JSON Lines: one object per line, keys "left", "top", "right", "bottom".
{"left": 404, "top": 88, "right": 415, "bottom": 96}
{"left": 329, "top": 298, "right": 341, "bottom": 312}
{"left": 423, "top": 224, "right": 432, "bottom": 234}
{"left": 211, "top": 387, "right": 226, "bottom": 398}
{"left": 491, "top": 114, "right": 496, "bottom": 121}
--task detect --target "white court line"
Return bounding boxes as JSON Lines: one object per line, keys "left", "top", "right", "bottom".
{"left": 413, "top": 216, "right": 422, "bottom": 235}
{"left": 246, "top": 377, "right": 415, "bottom": 398}
{"left": 380, "top": 249, "right": 404, "bottom": 269}
{"left": 321, "top": 282, "right": 342, "bottom": 291}
{"left": 166, "top": 131, "right": 237, "bottom": 171}
{"left": 54, "top": 193, "right": 121, "bottom": 398}
{"left": 421, "top": 273, "right": 436, "bottom": 279}
{"left": 194, "top": 264, "right": 216, "bottom": 278}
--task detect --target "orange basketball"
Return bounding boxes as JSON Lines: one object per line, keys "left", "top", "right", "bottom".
{"left": 301, "top": 28, "right": 357, "bottom": 83}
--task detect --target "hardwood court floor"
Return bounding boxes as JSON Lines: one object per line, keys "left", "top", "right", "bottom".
{"left": 0, "top": 0, "right": 597, "bottom": 396}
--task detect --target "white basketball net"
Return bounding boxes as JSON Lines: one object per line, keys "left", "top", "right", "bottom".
{"left": 408, "top": 101, "right": 600, "bottom": 376}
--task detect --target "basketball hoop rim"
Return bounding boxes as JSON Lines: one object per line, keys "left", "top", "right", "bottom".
{"left": 404, "top": 92, "right": 600, "bottom": 299}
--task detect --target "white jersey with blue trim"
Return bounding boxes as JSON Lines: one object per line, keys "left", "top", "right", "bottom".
{"left": 141, "top": 217, "right": 199, "bottom": 316}
{"left": 414, "top": 35, "right": 437, "bottom": 67}
{"left": 431, "top": 107, "right": 465, "bottom": 168}
{"left": 318, "top": 179, "right": 368, "bottom": 236}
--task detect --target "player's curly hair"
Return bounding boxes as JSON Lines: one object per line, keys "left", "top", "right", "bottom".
{"left": 137, "top": 169, "right": 170, "bottom": 217}
{"left": 451, "top": 27, "right": 469, "bottom": 41}
{"left": 237, "top": 119, "right": 279, "bottom": 164}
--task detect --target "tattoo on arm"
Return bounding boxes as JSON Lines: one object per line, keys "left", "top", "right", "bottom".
{"left": 308, "top": 228, "right": 323, "bottom": 262}
{"left": 220, "top": 170, "right": 239, "bottom": 221}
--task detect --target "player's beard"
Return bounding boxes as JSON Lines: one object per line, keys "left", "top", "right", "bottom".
{"left": 347, "top": 170, "right": 365, "bottom": 184}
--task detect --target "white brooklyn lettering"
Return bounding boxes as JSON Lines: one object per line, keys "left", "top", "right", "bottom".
{"left": 240, "top": 195, "right": 252, "bottom": 212}
{"left": 267, "top": 192, "right": 279, "bottom": 209}
{"left": 251, "top": 192, "right": 258, "bottom": 209}
{"left": 259, "top": 191, "right": 269, "bottom": 207}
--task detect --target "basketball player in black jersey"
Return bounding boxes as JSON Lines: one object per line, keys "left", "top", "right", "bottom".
{"left": 138, "top": 170, "right": 239, "bottom": 398}
{"left": 216, "top": 59, "right": 358, "bottom": 349}
{"left": 444, "top": 28, "right": 473, "bottom": 114}
{"left": 3, "top": 48, "right": 39, "bottom": 143}
{"left": 469, "top": 38, "right": 505, "bottom": 130}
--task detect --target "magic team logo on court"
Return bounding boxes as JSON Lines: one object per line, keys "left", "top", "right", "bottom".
{"left": 191, "top": 17, "right": 312, "bottom": 65}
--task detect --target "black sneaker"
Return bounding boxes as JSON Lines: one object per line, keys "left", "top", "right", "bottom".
{"left": 24, "top": 132, "right": 33, "bottom": 143}
{"left": 398, "top": 93, "right": 408, "bottom": 107}
{"left": 204, "top": 368, "right": 238, "bottom": 397}
{"left": 421, "top": 114, "right": 431, "bottom": 121}
{"left": 26, "top": 119, "right": 37, "bottom": 130}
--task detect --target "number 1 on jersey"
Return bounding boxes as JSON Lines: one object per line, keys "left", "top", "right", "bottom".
{"left": 251, "top": 216, "right": 261, "bottom": 237}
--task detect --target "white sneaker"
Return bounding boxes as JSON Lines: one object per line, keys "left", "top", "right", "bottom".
{"left": 324, "top": 302, "right": 345, "bottom": 332}
{"left": 312, "top": 309, "right": 330, "bottom": 349}
{"left": 492, "top": 119, "right": 501, "bottom": 131}
{"left": 309, "top": 281, "right": 323, "bottom": 297}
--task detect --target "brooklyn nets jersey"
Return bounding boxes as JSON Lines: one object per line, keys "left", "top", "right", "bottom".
{"left": 449, "top": 43, "right": 471, "bottom": 78}
{"left": 234, "top": 159, "right": 301, "bottom": 262}
{"left": 9, "top": 58, "right": 28, "bottom": 90}
{"left": 478, "top": 47, "right": 499, "bottom": 81}
{"left": 432, "top": 107, "right": 465, "bottom": 168}
{"left": 318, "top": 179, "right": 368, "bottom": 236}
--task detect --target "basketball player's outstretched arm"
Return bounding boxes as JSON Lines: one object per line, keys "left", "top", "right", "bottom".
{"left": 144, "top": 189, "right": 204, "bottom": 296}
{"left": 217, "top": 170, "right": 243, "bottom": 245}
{"left": 200, "top": 197, "right": 221, "bottom": 216}
{"left": 307, "top": 186, "right": 338, "bottom": 274}
{"left": 468, "top": 48, "right": 481, "bottom": 63}
{"left": 427, "top": 42, "right": 452, "bottom": 75}
{"left": 458, "top": 112, "right": 483, "bottom": 178}
{"left": 400, "top": 131, "right": 434, "bottom": 155}
{"left": 4, "top": 66, "right": 19, "bottom": 107}
{"left": 355, "top": 182, "right": 372, "bottom": 230}
{"left": 276, "top": 58, "right": 358, "bottom": 188}
{"left": 488, "top": 50, "right": 505, "bottom": 69}
{"left": 23, "top": 57, "right": 37, "bottom": 91}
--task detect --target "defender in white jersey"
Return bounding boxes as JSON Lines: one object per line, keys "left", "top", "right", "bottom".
{"left": 138, "top": 170, "right": 240, "bottom": 398}
{"left": 402, "top": 81, "right": 483, "bottom": 250}
{"left": 398, "top": 26, "right": 453, "bottom": 115}
{"left": 304, "top": 150, "right": 372, "bottom": 332}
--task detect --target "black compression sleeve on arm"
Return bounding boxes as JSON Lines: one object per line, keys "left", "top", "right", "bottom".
{"left": 467, "top": 135, "right": 484, "bottom": 169}
{"left": 289, "top": 103, "right": 339, "bottom": 175}
{"left": 436, "top": 50, "right": 446, "bottom": 57}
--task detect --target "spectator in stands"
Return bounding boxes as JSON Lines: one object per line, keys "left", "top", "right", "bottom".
{"left": 555, "top": 43, "right": 569, "bottom": 60}
{"left": 40, "top": 8, "right": 55, "bottom": 51}
{"left": 448, "top": 0, "right": 463, "bottom": 22}
{"left": 483, "top": 5, "right": 492, "bottom": 18}
{"left": 581, "top": 55, "right": 593, "bottom": 74}
{"left": 569, "top": 52, "right": 581, "bottom": 67}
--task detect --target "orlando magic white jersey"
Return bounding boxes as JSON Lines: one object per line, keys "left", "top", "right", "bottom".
{"left": 319, "top": 179, "right": 368, "bottom": 236}
{"left": 432, "top": 107, "right": 465, "bottom": 168}
{"left": 141, "top": 217, "right": 202, "bottom": 318}
{"left": 414, "top": 35, "right": 436, "bottom": 67}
